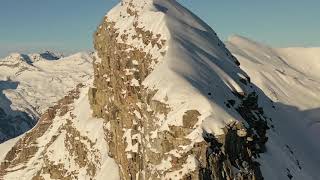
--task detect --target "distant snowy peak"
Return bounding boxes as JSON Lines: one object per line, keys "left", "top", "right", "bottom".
{"left": 226, "top": 35, "right": 282, "bottom": 64}
{"left": 227, "top": 34, "right": 320, "bottom": 79}
{"left": 227, "top": 35, "right": 262, "bottom": 47}
{"left": 0, "top": 52, "right": 92, "bottom": 78}
{"left": 1, "top": 51, "right": 63, "bottom": 65}
{"left": 2, "top": 53, "right": 32, "bottom": 66}
{"left": 29, "top": 51, "right": 63, "bottom": 62}
{"left": 0, "top": 51, "right": 63, "bottom": 76}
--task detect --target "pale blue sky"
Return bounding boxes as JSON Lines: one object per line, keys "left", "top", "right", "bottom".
{"left": 0, "top": 0, "right": 319, "bottom": 57}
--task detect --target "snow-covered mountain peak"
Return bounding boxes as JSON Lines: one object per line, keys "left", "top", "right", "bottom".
{"left": 3, "top": 53, "right": 33, "bottom": 64}
{"left": 1, "top": 1, "right": 319, "bottom": 180}
{"left": 1, "top": 51, "right": 63, "bottom": 67}
{"left": 226, "top": 35, "right": 279, "bottom": 62}
{"left": 91, "top": 1, "right": 268, "bottom": 179}
{"left": 227, "top": 34, "right": 256, "bottom": 44}
{"left": 28, "top": 51, "right": 63, "bottom": 62}
{"left": 5, "top": 53, "right": 25, "bottom": 60}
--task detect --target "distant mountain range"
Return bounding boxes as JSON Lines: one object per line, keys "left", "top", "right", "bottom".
{"left": 0, "top": 52, "right": 93, "bottom": 143}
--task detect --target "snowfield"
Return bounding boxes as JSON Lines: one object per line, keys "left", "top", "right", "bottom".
{"left": 227, "top": 35, "right": 320, "bottom": 180}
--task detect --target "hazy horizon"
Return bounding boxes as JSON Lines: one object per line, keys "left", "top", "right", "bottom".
{"left": 1, "top": 0, "right": 319, "bottom": 57}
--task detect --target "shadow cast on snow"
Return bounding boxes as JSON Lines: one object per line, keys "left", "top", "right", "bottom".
{"left": 163, "top": 16, "right": 320, "bottom": 178}
{"left": 0, "top": 80, "right": 35, "bottom": 143}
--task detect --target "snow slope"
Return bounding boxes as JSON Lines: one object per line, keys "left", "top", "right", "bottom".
{"left": 1, "top": 81, "right": 119, "bottom": 180}
{"left": 277, "top": 47, "right": 320, "bottom": 79}
{"left": 227, "top": 35, "right": 320, "bottom": 180}
{"left": 0, "top": 52, "right": 93, "bottom": 142}
{"left": 141, "top": 0, "right": 248, "bottom": 136}
{"left": 107, "top": 0, "right": 249, "bottom": 139}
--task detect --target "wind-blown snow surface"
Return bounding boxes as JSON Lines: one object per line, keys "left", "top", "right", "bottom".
{"left": 0, "top": 52, "right": 93, "bottom": 142}
{"left": 227, "top": 35, "right": 320, "bottom": 180}
{"left": 143, "top": 0, "right": 249, "bottom": 136}
{"left": 108, "top": 0, "right": 249, "bottom": 136}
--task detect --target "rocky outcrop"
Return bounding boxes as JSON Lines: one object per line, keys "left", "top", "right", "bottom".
{"left": 89, "top": 7, "right": 173, "bottom": 178}
{"left": 0, "top": 84, "right": 85, "bottom": 178}
{"left": 200, "top": 93, "right": 269, "bottom": 180}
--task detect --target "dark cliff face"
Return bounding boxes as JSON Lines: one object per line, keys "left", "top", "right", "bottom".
{"left": 200, "top": 92, "right": 268, "bottom": 180}
{"left": 0, "top": 80, "right": 35, "bottom": 143}
{"left": 0, "top": 107, "right": 34, "bottom": 143}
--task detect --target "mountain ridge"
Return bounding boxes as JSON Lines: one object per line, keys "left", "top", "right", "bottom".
{"left": 89, "top": 0, "right": 270, "bottom": 179}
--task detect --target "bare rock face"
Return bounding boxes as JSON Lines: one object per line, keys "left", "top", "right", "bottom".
{"left": 90, "top": 0, "right": 269, "bottom": 179}
{"left": 201, "top": 93, "right": 268, "bottom": 180}
{"left": 90, "top": 6, "right": 173, "bottom": 179}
